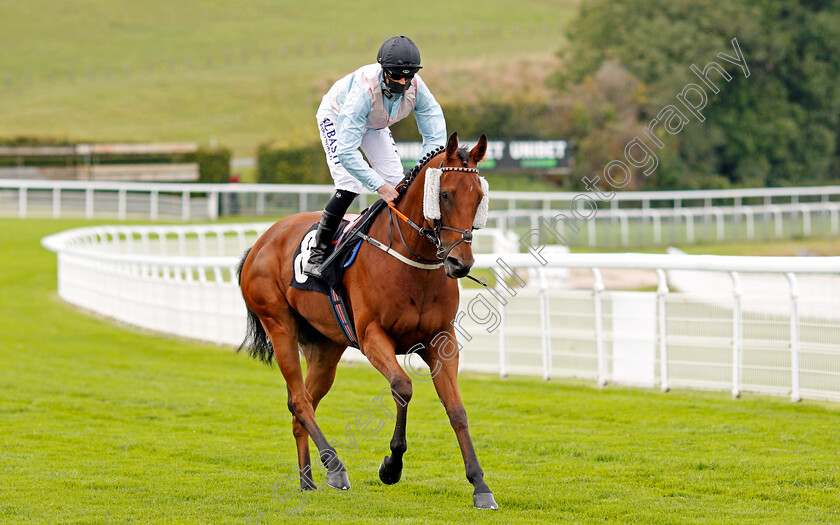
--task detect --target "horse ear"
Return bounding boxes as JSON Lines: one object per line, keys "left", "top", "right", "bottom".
{"left": 445, "top": 132, "right": 459, "bottom": 159}
{"left": 470, "top": 134, "right": 488, "bottom": 165}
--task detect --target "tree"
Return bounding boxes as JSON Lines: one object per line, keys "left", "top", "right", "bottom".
{"left": 554, "top": 0, "right": 840, "bottom": 188}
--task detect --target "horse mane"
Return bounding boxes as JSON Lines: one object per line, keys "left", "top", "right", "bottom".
{"left": 398, "top": 145, "right": 470, "bottom": 194}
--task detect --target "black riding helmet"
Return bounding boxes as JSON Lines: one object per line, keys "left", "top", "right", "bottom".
{"left": 377, "top": 36, "right": 421, "bottom": 97}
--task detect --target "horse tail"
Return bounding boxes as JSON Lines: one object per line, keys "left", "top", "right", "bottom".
{"left": 236, "top": 248, "right": 275, "bottom": 365}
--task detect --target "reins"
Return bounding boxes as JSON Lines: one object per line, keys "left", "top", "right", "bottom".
{"left": 384, "top": 200, "right": 486, "bottom": 286}
{"left": 338, "top": 146, "right": 488, "bottom": 285}
{"left": 386, "top": 165, "right": 476, "bottom": 263}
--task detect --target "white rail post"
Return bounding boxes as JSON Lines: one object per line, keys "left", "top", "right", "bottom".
{"left": 767, "top": 196, "right": 776, "bottom": 239}
{"left": 85, "top": 188, "right": 94, "bottom": 219}
{"left": 656, "top": 269, "right": 670, "bottom": 392}
{"left": 197, "top": 229, "right": 207, "bottom": 257}
{"left": 729, "top": 271, "right": 743, "bottom": 399}
{"left": 785, "top": 272, "right": 801, "bottom": 402}
{"left": 18, "top": 187, "right": 27, "bottom": 218}
{"left": 181, "top": 191, "right": 190, "bottom": 221}
{"left": 236, "top": 230, "right": 246, "bottom": 252}
{"left": 118, "top": 189, "right": 127, "bottom": 220}
{"left": 52, "top": 188, "right": 61, "bottom": 219}
{"left": 619, "top": 211, "right": 629, "bottom": 247}
{"left": 651, "top": 210, "right": 662, "bottom": 246}
{"left": 799, "top": 205, "right": 811, "bottom": 237}
{"left": 712, "top": 208, "right": 724, "bottom": 241}
{"left": 150, "top": 190, "right": 159, "bottom": 220}
{"left": 208, "top": 192, "right": 219, "bottom": 221}
{"left": 744, "top": 209, "right": 755, "bottom": 240}
{"left": 177, "top": 231, "right": 187, "bottom": 256}
{"left": 157, "top": 229, "right": 168, "bottom": 256}
{"left": 256, "top": 193, "right": 265, "bottom": 216}
{"left": 538, "top": 268, "right": 552, "bottom": 381}
{"left": 592, "top": 268, "right": 606, "bottom": 387}
{"left": 215, "top": 227, "right": 225, "bottom": 256}
{"left": 682, "top": 210, "right": 695, "bottom": 244}
{"left": 771, "top": 205, "right": 783, "bottom": 238}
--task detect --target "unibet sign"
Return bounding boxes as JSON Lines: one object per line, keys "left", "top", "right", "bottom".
{"left": 396, "top": 139, "right": 572, "bottom": 172}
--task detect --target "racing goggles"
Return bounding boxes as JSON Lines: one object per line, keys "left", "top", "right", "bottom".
{"left": 384, "top": 67, "right": 420, "bottom": 81}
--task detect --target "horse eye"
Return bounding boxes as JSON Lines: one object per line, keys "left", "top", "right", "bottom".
{"left": 441, "top": 191, "right": 450, "bottom": 202}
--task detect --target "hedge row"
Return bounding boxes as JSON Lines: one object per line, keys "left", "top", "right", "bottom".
{"left": 194, "top": 147, "right": 231, "bottom": 184}
{"left": 0, "top": 137, "right": 230, "bottom": 184}
{"left": 256, "top": 141, "right": 330, "bottom": 185}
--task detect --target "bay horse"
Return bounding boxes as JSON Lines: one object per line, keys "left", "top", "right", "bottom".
{"left": 237, "top": 132, "right": 497, "bottom": 510}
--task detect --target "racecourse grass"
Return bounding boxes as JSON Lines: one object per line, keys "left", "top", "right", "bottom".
{"left": 2, "top": 218, "right": 840, "bottom": 524}
{"left": 0, "top": 1, "right": 577, "bottom": 156}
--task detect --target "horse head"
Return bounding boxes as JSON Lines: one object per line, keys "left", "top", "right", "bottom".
{"left": 423, "top": 132, "right": 489, "bottom": 279}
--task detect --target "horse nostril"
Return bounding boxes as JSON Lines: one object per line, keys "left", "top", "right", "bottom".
{"left": 445, "top": 257, "right": 463, "bottom": 270}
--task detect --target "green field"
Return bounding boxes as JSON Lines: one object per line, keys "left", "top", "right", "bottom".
{"left": 2, "top": 218, "right": 840, "bottom": 523}
{"left": 0, "top": 1, "right": 577, "bottom": 156}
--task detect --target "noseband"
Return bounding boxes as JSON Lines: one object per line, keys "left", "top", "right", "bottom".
{"left": 388, "top": 164, "right": 480, "bottom": 263}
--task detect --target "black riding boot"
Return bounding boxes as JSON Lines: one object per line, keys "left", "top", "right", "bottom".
{"left": 303, "top": 210, "right": 342, "bottom": 279}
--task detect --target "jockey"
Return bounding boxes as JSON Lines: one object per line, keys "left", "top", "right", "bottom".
{"left": 303, "top": 35, "right": 447, "bottom": 278}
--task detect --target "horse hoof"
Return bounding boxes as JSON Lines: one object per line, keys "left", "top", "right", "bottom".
{"left": 473, "top": 492, "right": 499, "bottom": 510}
{"left": 327, "top": 470, "right": 351, "bottom": 490}
{"left": 378, "top": 457, "right": 402, "bottom": 485}
{"left": 300, "top": 479, "right": 317, "bottom": 491}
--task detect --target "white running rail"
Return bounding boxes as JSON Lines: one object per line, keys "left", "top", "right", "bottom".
{"left": 7, "top": 179, "right": 840, "bottom": 247}
{"left": 488, "top": 201, "right": 840, "bottom": 247}
{"left": 42, "top": 223, "right": 840, "bottom": 403}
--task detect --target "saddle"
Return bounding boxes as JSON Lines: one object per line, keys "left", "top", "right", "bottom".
{"left": 289, "top": 200, "right": 389, "bottom": 347}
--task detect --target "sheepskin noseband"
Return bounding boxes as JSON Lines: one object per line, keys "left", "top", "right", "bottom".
{"left": 423, "top": 167, "right": 443, "bottom": 221}
{"left": 423, "top": 167, "right": 489, "bottom": 229}
{"left": 473, "top": 176, "right": 489, "bottom": 229}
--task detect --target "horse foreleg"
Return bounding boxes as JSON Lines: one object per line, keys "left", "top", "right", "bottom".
{"left": 262, "top": 315, "right": 350, "bottom": 490}
{"left": 361, "top": 324, "right": 413, "bottom": 485}
{"left": 424, "top": 355, "right": 498, "bottom": 510}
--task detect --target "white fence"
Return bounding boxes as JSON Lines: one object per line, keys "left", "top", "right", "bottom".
{"left": 6, "top": 179, "right": 840, "bottom": 247}
{"left": 42, "top": 222, "right": 840, "bottom": 403}
{"left": 490, "top": 201, "right": 840, "bottom": 247}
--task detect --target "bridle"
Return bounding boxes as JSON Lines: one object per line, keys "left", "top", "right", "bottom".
{"left": 338, "top": 149, "right": 487, "bottom": 284}
{"left": 387, "top": 163, "right": 479, "bottom": 263}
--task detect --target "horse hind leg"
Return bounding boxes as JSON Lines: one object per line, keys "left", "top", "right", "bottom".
{"left": 293, "top": 338, "right": 347, "bottom": 491}
{"left": 260, "top": 310, "right": 350, "bottom": 491}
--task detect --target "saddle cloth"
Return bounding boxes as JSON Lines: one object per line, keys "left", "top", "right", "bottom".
{"left": 288, "top": 200, "right": 388, "bottom": 347}
{"left": 290, "top": 216, "right": 364, "bottom": 295}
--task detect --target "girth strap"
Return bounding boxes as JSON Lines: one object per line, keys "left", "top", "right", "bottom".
{"left": 329, "top": 288, "right": 359, "bottom": 348}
